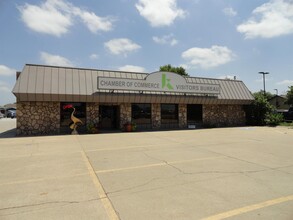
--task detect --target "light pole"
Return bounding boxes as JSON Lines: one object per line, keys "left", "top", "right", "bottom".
{"left": 258, "top": 72, "right": 269, "bottom": 96}
{"left": 274, "top": 89, "right": 278, "bottom": 95}
{"left": 274, "top": 89, "right": 279, "bottom": 108}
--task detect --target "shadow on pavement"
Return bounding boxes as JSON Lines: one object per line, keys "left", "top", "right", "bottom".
{"left": 0, "top": 128, "right": 16, "bottom": 138}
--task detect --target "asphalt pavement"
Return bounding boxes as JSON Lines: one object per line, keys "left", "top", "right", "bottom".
{"left": 0, "top": 120, "right": 293, "bottom": 220}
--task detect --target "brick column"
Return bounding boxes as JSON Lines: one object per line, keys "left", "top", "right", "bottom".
{"left": 152, "top": 103, "right": 161, "bottom": 129}
{"left": 86, "top": 103, "right": 99, "bottom": 125}
{"left": 179, "top": 104, "right": 187, "bottom": 128}
{"left": 120, "top": 103, "right": 131, "bottom": 129}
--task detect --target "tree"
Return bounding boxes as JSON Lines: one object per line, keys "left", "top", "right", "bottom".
{"left": 285, "top": 86, "right": 293, "bottom": 106}
{"left": 245, "top": 92, "right": 274, "bottom": 125}
{"left": 253, "top": 91, "right": 273, "bottom": 100}
{"left": 159, "top": 64, "right": 189, "bottom": 76}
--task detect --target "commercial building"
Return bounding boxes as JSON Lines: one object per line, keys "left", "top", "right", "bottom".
{"left": 13, "top": 64, "right": 254, "bottom": 135}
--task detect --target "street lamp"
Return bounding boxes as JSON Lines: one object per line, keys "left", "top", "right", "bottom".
{"left": 258, "top": 72, "right": 269, "bottom": 96}
{"left": 274, "top": 89, "right": 278, "bottom": 95}
{"left": 274, "top": 89, "right": 279, "bottom": 108}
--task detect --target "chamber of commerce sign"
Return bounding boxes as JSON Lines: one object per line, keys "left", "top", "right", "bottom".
{"left": 97, "top": 71, "right": 220, "bottom": 95}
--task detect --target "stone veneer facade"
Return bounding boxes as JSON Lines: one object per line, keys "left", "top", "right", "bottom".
{"left": 16, "top": 102, "right": 246, "bottom": 135}
{"left": 179, "top": 104, "right": 187, "bottom": 128}
{"left": 86, "top": 103, "right": 99, "bottom": 125}
{"left": 151, "top": 103, "right": 161, "bottom": 129}
{"left": 120, "top": 103, "right": 131, "bottom": 129}
{"left": 16, "top": 102, "right": 60, "bottom": 135}
{"left": 203, "top": 105, "right": 246, "bottom": 127}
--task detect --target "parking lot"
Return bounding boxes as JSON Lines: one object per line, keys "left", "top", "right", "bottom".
{"left": 0, "top": 120, "right": 293, "bottom": 220}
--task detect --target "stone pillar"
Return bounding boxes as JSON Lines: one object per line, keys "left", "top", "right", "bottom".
{"left": 203, "top": 105, "right": 246, "bottom": 127}
{"left": 179, "top": 104, "right": 187, "bottom": 128}
{"left": 86, "top": 103, "right": 99, "bottom": 125}
{"left": 120, "top": 103, "right": 131, "bottom": 129}
{"left": 152, "top": 103, "right": 161, "bottom": 129}
{"left": 16, "top": 101, "right": 60, "bottom": 135}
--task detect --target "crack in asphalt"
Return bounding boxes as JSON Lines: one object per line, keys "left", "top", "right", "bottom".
{"left": 0, "top": 198, "right": 99, "bottom": 216}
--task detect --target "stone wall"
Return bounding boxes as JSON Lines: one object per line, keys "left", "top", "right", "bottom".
{"left": 179, "top": 104, "right": 187, "bottom": 128}
{"left": 86, "top": 103, "right": 99, "bottom": 125}
{"left": 120, "top": 103, "right": 131, "bottom": 129}
{"left": 17, "top": 102, "right": 60, "bottom": 135}
{"left": 152, "top": 103, "right": 161, "bottom": 129}
{"left": 203, "top": 105, "right": 246, "bottom": 127}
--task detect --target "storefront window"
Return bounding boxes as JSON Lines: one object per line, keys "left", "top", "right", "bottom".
{"left": 161, "top": 104, "right": 178, "bottom": 128}
{"left": 60, "top": 102, "right": 86, "bottom": 132}
{"left": 132, "top": 104, "right": 151, "bottom": 129}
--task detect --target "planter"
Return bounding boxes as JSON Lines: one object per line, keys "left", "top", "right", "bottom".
{"left": 125, "top": 124, "right": 132, "bottom": 132}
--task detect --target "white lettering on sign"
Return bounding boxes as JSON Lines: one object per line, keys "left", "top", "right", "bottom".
{"left": 97, "top": 72, "right": 220, "bottom": 95}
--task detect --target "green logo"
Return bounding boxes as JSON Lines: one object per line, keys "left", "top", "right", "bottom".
{"left": 162, "top": 74, "right": 173, "bottom": 90}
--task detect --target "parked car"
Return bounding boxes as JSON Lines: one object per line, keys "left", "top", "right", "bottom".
{"left": 284, "top": 107, "right": 293, "bottom": 121}
{"left": 7, "top": 110, "right": 16, "bottom": 119}
{"left": 0, "top": 112, "right": 3, "bottom": 119}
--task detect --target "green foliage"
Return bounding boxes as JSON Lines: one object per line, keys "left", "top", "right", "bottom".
{"left": 86, "top": 122, "right": 99, "bottom": 134}
{"left": 159, "top": 64, "right": 189, "bottom": 76}
{"left": 245, "top": 92, "right": 274, "bottom": 125}
{"left": 279, "top": 122, "right": 293, "bottom": 127}
{"left": 253, "top": 91, "right": 273, "bottom": 100}
{"left": 286, "top": 86, "right": 293, "bottom": 105}
{"left": 265, "top": 112, "right": 284, "bottom": 126}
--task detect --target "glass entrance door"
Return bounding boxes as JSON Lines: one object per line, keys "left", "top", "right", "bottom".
{"left": 99, "top": 105, "right": 119, "bottom": 130}
{"left": 187, "top": 104, "right": 203, "bottom": 128}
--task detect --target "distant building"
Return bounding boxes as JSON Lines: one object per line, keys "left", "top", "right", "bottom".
{"left": 268, "top": 95, "right": 289, "bottom": 110}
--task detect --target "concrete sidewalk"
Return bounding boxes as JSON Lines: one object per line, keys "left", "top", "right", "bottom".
{"left": 0, "top": 121, "right": 293, "bottom": 219}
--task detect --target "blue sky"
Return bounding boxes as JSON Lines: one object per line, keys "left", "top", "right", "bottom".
{"left": 1, "top": 0, "right": 293, "bottom": 105}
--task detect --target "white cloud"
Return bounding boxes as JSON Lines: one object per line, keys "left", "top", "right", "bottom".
{"left": 40, "top": 52, "right": 74, "bottom": 66}
{"left": 0, "top": 81, "right": 12, "bottom": 93}
{"left": 104, "top": 38, "right": 141, "bottom": 55}
{"left": 118, "top": 65, "right": 146, "bottom": 72}
{"left": 89, "top": 53, "right": 99, "bottom": 60}
{"left": 223, "top": 7, "right": 237, "bottom": 17}
{"left": 277, "top": 80, "right": 293, "bottom": 85}
{"left": 135, "top": 0, "right": 186, "bottom": 27}
{"left": 18, "top": 0, "right": 113, "bottom": 37}
{"left": 18, "top": 1, "right": 73, "bottom": 37}
{"left": 153, "top": 34, "right": 178, "bottom": 46}
{"left": 237, "top": 0, "right": 293, "bottom": 39}
{"left": 72, "top": 9, "right": 113, "bottom": 33}
{"left": 182, "top": 45, "right": 235, "bottom": 69}
{"left": 0, "top": 65, "right": 16, "bottom": 76}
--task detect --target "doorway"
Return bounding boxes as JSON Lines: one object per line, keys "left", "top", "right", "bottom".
{"left": 99, "top": 105, "right": 119, "bottom": 130}
{"left": 187, "top": 104, "right": 203, "bottom": 128}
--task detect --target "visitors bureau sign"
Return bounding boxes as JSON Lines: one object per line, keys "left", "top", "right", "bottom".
{"left": 97, "top": 72, "right": 220, "bottom": 95}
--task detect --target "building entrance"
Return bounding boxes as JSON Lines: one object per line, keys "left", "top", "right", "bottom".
{"left": 99, "top": 105, "right": 119, "bottom": 130}
{"left": 187, "top": 104, "right": 203, "bottom": 128}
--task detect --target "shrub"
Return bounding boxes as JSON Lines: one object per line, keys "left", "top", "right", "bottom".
{"left": 265, "top": 112, "right": 284, "bottom": 126}
{"left": 245, "top": 93, "right": 274, "bottom": 126}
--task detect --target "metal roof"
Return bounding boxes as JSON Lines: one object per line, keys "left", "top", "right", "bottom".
{"left": 12, "top": 64, "right": 254, "bottom": 105}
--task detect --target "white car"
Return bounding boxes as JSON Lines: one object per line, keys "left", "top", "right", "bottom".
{"left": 0, "top": 112, "right": 4, "bottom": 119}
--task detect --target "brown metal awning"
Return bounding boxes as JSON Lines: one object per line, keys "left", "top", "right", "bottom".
{"left": 13, "top": 64, "right": 254, "bottom": 105}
